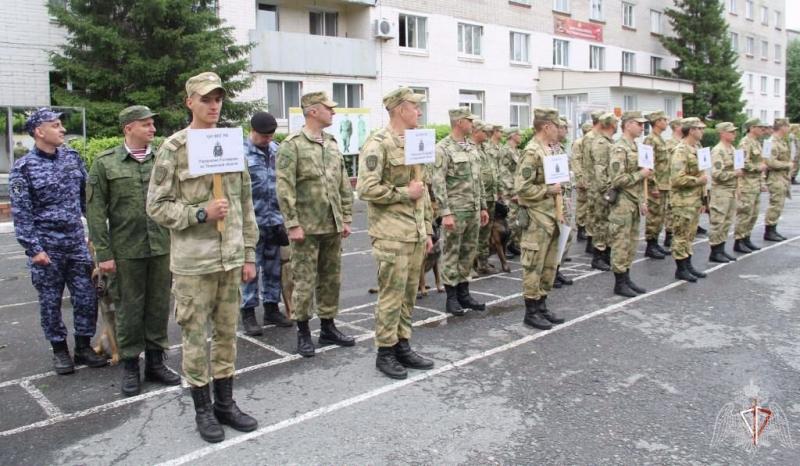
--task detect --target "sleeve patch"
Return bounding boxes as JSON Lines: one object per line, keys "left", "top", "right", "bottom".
{"left": 522, "top": 167, "right": 532, "bottom": 179}
{"left": 365, "top": 154, "right": 378, "bottom": 171}
{"left": 154, "top": 165, "right": 168, "bottom": 185}
{"left": 10, "top": 179, "right": 25, "bottom": 197}
{"left": 612, "top": 161, "right": 620, "bottom": 173}
{"left": 714, "top": 161, "right": 722, "bottom": 170}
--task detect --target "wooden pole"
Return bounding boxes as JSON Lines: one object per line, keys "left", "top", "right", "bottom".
{"left": 213, "top": 174, "right": 225, "bottom": 233}
{"left": 413, "top": 165, "right": 423, "bottom": 208}
{"left": 643, "top": 178, "right": 649, "bottom": 209}
{"left": 555, "top": 191, "right": 564, "bottom": 224}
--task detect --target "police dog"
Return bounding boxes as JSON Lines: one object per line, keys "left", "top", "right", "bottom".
{"left": 88, "top": 243, "right": 119, "bottom": 365}
{"left": 489, "top": 201, "right": 512, "bottom": 273}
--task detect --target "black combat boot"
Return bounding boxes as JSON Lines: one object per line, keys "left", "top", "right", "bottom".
{"left": 686, "top": 255, "right": 707, "bottom": 278}
{"left": 538, "top": 297, "right": 564, "bottom": 324}
{"left": 319, "top": 318, "right": 355, "bottom": 347}
{"left": 506, "top": 243, "right": 521, "bottom": 258}
{"left": 190, "top": 384, "right": 225, "bottom": 443}
{"left": 376, "top": 347, "right": 407, "bottom": 379}
{"left": 394, "top": 339, "right": 434, "bottom": 370}
{"left": 263, "top": 302, "right": 293, "bottom": 327}
{"left": 625, "top": 271, "right": 647, "bottom": 294}
{"left": 120, "top": 357, "right": 141, "bottom": 397}
{"left": 763, "top": 225, "right": 784, "bottom": 242}
{"left": 240, "top": 307, "right": 262, "bottom": 336}
{"left": 296, "top": 320, "right": 315, "bottom": 357}
{"left": 591, "top": 248, "right": 611, "bottom": 271}
{"left": 663, "top": 231, "right": 673, "bottom": 251}
{"left": 708, "top": 243, "right": 730, "bottom": 263}
{"left": 774, "top": 226, "right": 787, "bottom": 241}
{"left": 674, "top": 258, "right": 697, "bottom": 282}
{"left": 613, "top": 272, "right": 637, "bottom": 297}
{"left": 577, "top": 226, "right": 587, "bottom": 241}
{"left": 644, "top": 239, "right": 666, "bottom": 259}
{"left": 584, "top": 236, "right": 594, "bottom": 254}
{"left": 743, "top": 236, "right": 761, "bottom": 251}
{"left": 695, "top": 225, "right": 707, "bottom": 237}
{"left": 444, "top": 285, "right": 465, "bottom": 316}
{"left": 720, "top": 242, "right": 737, "bottom": 262}
{"left": 733, "top": 238, "right": 752, "bottom": 254}
{"left": 456, "top": 282, "right": 486, "bottom": 311}
{"left": 213, "top": 377, "right": 258, "bottom": 432}
{"left": 144, "top": 349, "right": 181, "bottom": 386}
{"left": 73, "top": 336, "right": 108, "bottom": 368}
{"left": 522, "top": 298, "right": 552, "bottom": 330}
{"left": 51, "top": 340, "right": 75, "bottom": 375}
{"left": 555, "top": 267, "right": 573, "bottom": 286}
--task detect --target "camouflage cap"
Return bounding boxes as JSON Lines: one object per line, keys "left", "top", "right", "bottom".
{"left": 646, "top": 111, "right": 667, "bottom": 123}
{"left": 479, "top": 121, "right": 495, "bottom": 132}
{"left": 621, "top": 111, "right": 648, "bottom": 124}
{"left": 119, "top": 105, "right": 158, "bottom": 126}
{"left": 24, "top": 108, "right": 63, "bottom": 136}
{"left": 581, "top": 122, "right": 593, "bottom": 134}
{"left": 448, "top": 107, "right": 478, "bottom": 121}
{"left": 715, "top": 122, "right": 737, "bottom": 133}
{"left": 597, "top": 112, "right": 618, "bottom": 126}
{"left": 185, "top": 71, "right": 226, "bottom": 97}
{"left": 590, "top": 110, "right": 605, "bottom": 124}
{"left": 493, "top": 124, "right": 503, "bottom": 132}
{"left": 558, "top": 117, "right": 570, "bottom": 127}
{"left": 669, "top": 118, "right": 683, "bottom": 128}
{"left": 505, "top": 128, "right": 520, "bottom": 137}
{"left": 301, "top": 91, "right": 338, "bottom": 109}
{"left": 472, "top": 120, "right": 488, "bottom": 132}
{"left": 681, "top": 117, "right": 706, "bottom": 129}
{"left": 773, "top": 117, "right": 790, "bottom": 127}
{"left": 382, "top": 87, "right": 425, "bottom": 110}
{"left": 791, "top": 123, "right": 800, "bottom": 132}
{"left": 743, "top": 117, "right": 764, "bottom": 131}
{"left": 533, "top": 107, "right": 560, "bottom": 125}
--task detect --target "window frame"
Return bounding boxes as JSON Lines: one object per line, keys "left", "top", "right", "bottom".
{"left": 650, "top": 56, "right": 663, "bottom": 76}
{"left": 309, "top": 10, "right": 338, "bottom": 37}
{"left": 332, "top": 83, "right": 363, "bottom": 108}
{"left": 457, "top": 22, "right": 484, "bottom": 57}
{"left": 622, "top": 51, "right": 636, "bottom": 73}
{"left": 590, "top": 0, "right": 604, "bottom": 21}
{"left": 622, "top": 2, "right": 636, "bottom": 28}
{"left": 458, "top": 89, "right": 485, "bottom": 120}
{"left": 266, "top": 80, "right": 302, "bottom": 120}
{"left": 509, "top": 93, "right": 532, "bottom": 129}
{"left": 509, "top": 31, "right": 531, "bottom": 64}
{"left": 650, "top": 10, "right": 662, "bottom": 35}
{"left": 774, "top": 78, "right": 781, "bottom": 97}
{"left": 760, "top": 76, "right": 767, "bottom": 95}
{"left": 553, "top": 0, "right": 570, "bottom": 14}
{"left": 553, "top": 38, "right": 570, "bottom": 67}
{"left": 398, "top": 13, "right": 428, "bottom": 50}
{"left": 589, "top": 45, "right": 605, "bottom": 71}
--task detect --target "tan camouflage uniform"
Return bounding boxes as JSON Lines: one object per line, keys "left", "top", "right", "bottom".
{"left": 670, "top": 141, "right": 704, "bottom": 260}
{"left": 765, "top": 134, "right": 792, "bottom": 226}
{"left": 498, "top": 137, "right": 521, "bottom": 245}
{"left": 589, "top": 131, "right": 614, "bottom": 252}
{"left": 608, "top": 137, "right": 645, "bottom": 273}
{"left": 735, "top": 134, "right": 764, "bottom": 240}
{"left": 709, "top": 141, "right": 737, "bottom": 246}
{"left": 643, "top": 129, "right": 671, "bottom": 241}
{"left": 477, "top": 134, "right": 499, "bottom": 267}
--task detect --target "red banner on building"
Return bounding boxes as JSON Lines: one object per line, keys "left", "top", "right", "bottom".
{"left": 554, "top": 17, "right": 603, "bottom": 42}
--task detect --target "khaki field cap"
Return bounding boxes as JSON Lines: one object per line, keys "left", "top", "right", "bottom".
{"left": 621, "top": 111, "right": 648, "bottom": 124}
{"left": 743, "top": 117, "right": 763, "bottom": 131}
{"left": 558, "top": 117, "right": 569, "bottom": 127}
{"left": 774, "top": 117, "right": 790, "bottom": 127}
{"left": 682, "top": 117, "right": 706, "bottom": 129}
{"left": 715, "top": 122, "right": 737, "bottom": 133}
{"left": 383, "top": 87, "right": 425, "bottom": 110}
{"left": 119, "top": 105, "right": 158, "bottom": 126}
{"left": 448, "top": 107, "right": 477, "bottom": 121}
{"left": 472, "top": 120, "right": 487, "bottom": 132}
{"left": 505, "top": 128, "right": 520, "bottom": 137}
{"left": 479, "top": 121, "right": 495, "bottom": 132}
{"left": 581, "top": 122, "right": 593, "bottom": 134}
{"left": 669, "top": 118, "right": 683, "bottom": 128}
{"left": 590, "top": 109, "right": 605, "bottom": 124}
{"left": 493, "top": 124, "right": 503, "bottom": 132}
{"left": 534, "top": 107, "right": 560, "bottom": 125}
{"left": 646, "top": 111, "right": 667, "bottom": 123}
{"left": 598, "top": 112, "right": 618, "bottom": 126}
{"left": 301, "top": 91, "right": 337, "bottom": 110}
{"left": 185, "top": 72, "right": 226, "bottom": 97}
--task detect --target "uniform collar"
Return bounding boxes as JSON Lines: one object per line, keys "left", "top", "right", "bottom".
{"left": 32, "top": 145, "right": 59, "bottom": 159}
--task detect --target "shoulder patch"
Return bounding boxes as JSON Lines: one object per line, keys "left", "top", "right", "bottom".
{"left": 365, "top": 154, "right": 378, "bottom": 171}
{"left": 612, "top": 161, "right": 620, "bottom": 173}
{"left": 154, "top": 165, "right": 168, "bottom": 185}
{"left": 522, "top": 167, "right": 533, "bottom": 179}
{"left": 714, "top": 161, "right": 722, "bottom": 170}
{"left": 283, "top": 132, "right": 300, "bottom": 142}
{"left": 10, "top": 179, "right": 25, "bottom": 198}
{"left": 97, "top": 148, "right": 115, "bottom": 158}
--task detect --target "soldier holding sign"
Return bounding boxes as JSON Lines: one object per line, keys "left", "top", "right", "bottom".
{"left": 356, "top": 87, "right": 435, "bottom": 380}
{"left": 643, "top": 111, "right": 671, "bottom": 259}
{"left": 763, "top": 118, "right": 792, "bottom": 242}
{"left": 587, "top": 113, "right": 618, "bottom": 271}
{"left": 708, "top": 122, "right": 741, "bottom": 263}
{"left": 734, "top": 118, "right": 769, "bottom": 253}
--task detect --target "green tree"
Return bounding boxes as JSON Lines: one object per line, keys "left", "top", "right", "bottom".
{"left": 48, "top": 0, "right": 260, "bottom": 137}
{"left": 660, "top": 0, "right": 745, "bottom": 125}
{"left": 786, "top": 39, "right": 800, "bottom": 122}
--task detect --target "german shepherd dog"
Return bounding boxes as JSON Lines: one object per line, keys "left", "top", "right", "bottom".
{"left": 88, "top": 243, "right": 119, "bottom": 365}
{"left": 489, "top": 201, "right": 512, "bottom": 273}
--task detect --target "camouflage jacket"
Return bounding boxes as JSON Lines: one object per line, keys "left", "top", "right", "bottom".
{"left": 589, "top": 132, "right": 614, "bottom": 193}
{"left": 580, "top": 130, "right": 599, "bottom": 189}
{"left": 665, "top": 137, "right": 681, "bottom": 156}
{"left": 570, "top": 136, "right": 586, "bottom": 189}
{"left": 766, "top": 136, "right": 793, "bottom": 183}
{"left": 356, "top": 127, "right": 432, "bottom": 242}
{"left": 478, "top": 142, "right": 499, "bottom": 201}
{"left": 609, "top": 137, "right": 646, "bottom": 205}
{"left": 497, "top": 144, "right": 520, "bottom": 197}
{"left": 711, "top": 142, "right": 737, "bottom": 189}
{"left": 146, "top": 128, "right": 258, "bottom": 275}
{"left": 514, "top": 138, "right": 558, "bottom": 221}
{"left": 738, "top": 136, "right": 765, "bottom": 190}
{"left": 87, "top": 144, "right": 170, "bottom": 262}
{"left": 670, "top": 142, "right": 705, "bottom": 208}
{"left": 432, "top": 135, "right": 486, "bottom": 215}
{"left": 644, "top": 131, "right": 670, "bottom": 191}
{"left": 276, "top": 128, "right": 353, "bottom": 234}
{"left": 9, "top": 145, "right": 90, "bottom": 260}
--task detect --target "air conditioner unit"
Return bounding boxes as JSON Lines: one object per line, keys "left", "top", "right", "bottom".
{"left": 374, "top": 18, "right": 396, "bottom": 40}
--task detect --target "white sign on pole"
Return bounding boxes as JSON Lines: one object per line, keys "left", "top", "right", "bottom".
{"left": 697, "top": 147, "right": 712, "bottom": 170}
{"left": 791, "top": 141, "right": 798, "bottom": 160}
{"left": 404, "top": 129, "right": 436, "bottom": 165}
{"left": 762, "top": 139, "right": 772, "bottom": 159}
{"left": 557, "top": 224, "right": 571, "bottom": 264}
{"left": 187, "top": 128, "right": 245, "bottom": 176}
{"left": 637, "top": 143, "right": 655, "bottom": 169}
{"left": 733, "top": 149, "right": 745, "bottom": 170}
{"left": 543, "top": 153, "right": 571, "bottom": 184}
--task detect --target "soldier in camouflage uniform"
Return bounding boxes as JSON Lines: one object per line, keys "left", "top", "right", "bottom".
{"left": 608, "top": 111, "right": 653, "bottom": 297}
{"left": 580, "top": 110, "right": 606, "bottom": 253}
{"left": 763, "top": 118, "right": 792, "bottom": 242}
{"left": 587, "top": 113, "right": 618, "bottom": 271}
{"left": 708, "top": 122, "right": 741, "bottom": 263}
{"left": 515, "top": 108, "right": 566, "bottom": 330}
{"left": 670, "top": 118, "right": 708, "bottom": 282}
{"left": 356, "top": 87, "right": 435, "bottom": 380}
{"left": 662, "top": 119, "right": 684, "bottom": 248}
{"left": 498, "top": 128, "right": 523, "bottom": 256}
{"left": 790, "top": 124, "right": 800, "bottom": 185}
{"left": 146, "top": 72, "right": 258, "bottom": 442}
{"left": 432, "top": 108, "right": 489, "bottom": 316}
{"left": 572, "top": 122, "right": 592, "bottom": 241}
{"left": 9, "top": 108, "right": 108, "bottom": 375}
{"left": 474, "top": 121, "right": 499, "bottom": 274}
{"left": 87, "top": 105, "right": 179, "bottom": 397}
{"left": 642, "top": 111, "right": 671, "bottom": 259}
{"left": 733, "top": 118, "right": 769, "bottom": 253}
{"left": 276, "top": 92, "right": 355, "bottom": 357}
{"left": 552, "top": 118, "right": 574, "bottom": 288}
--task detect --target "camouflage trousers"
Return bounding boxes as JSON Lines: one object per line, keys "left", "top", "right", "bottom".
{"left": 608, "top": 198, "right": 641, "bottom": 273}
{"left": 477, "top": 201, "right": 496, "bottom": 262}
{"left": 708, "top": 187, "right": 736, "bottom": 246}
{"left": 765, "top": 178, "right": 789, "bottom": 225}
{"left": 521, "top": 211, "right": 559, "bottom": 300}
{"left": 442, "top": 210, "right": 480, "bottom": 286}
{"left": 560, "top": 193, "right": 574, "bottom": 265}
{"left": 371, "top": 238, "right": 425, "bottom": 347}
{"left": 644, "top": 190, "right": 672, "bottom": 240}
{"left": 173, "top": 269, "right": 240, "bottom": 387}
{"left": 575, "top": 187, "right": 589, "bottom": 228}
{"left": 508, "top": 202, "right": 521, "bottom": 246}
{"left": 291, "top": 233, "right": 342, "bottom": 321}
{"left": 115, "top": 254, "right": 171, "bottom": 359}
{"left": 734, "top": 187, "right": 761, "bottom": 239}
{"left": 792, "top": 158, "right": 799, "bottom": 179}
{"left": 589, "top": 190, "right": 610, "bottom": 250}
{"left": 671, "top": 205, "right": 701, "bottom": 260}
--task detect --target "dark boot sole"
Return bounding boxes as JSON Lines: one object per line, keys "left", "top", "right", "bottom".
{"left": 121, "top": 386, "right": 141, "bottom": 397}
{"left": 74, "top": 356, "right": 109, "bottom": 368}
{"left": 318, "top": 337, "right": 356, "bottom": 347}
{"left": 215, "top": 415, "right": 258, "bottom": 433}
{"left": 145, "top": 373, "right": 182, "bottom": 386}
{"left": 377, "top": 367, "right": 408, "bottom": 379}
{"left": 645, "top": 252, "right": 666, "bottom": 260}
{"left": 298, "top": 349, "right": 315, "bottom": 358}
{"left": 675, "top": 273, "right": 697, "bottom": 282}
{"left": 398, "top": 361, "right": 434, "bottom": 370}
{"left": 614, "top": 289, "right": 637, "bottom": 298}
{"left": 55, "top": 366, "right": 75, "bottom": 375}
{"left": 523, "top": 320, "right": 553, "bottom": 330}
{"left": 198, "top": 431, "right": 225, "bottom": 443}
{"left": 243, "top": 329, "right": 264, "bottom": 336}
{"left": 264, "top": 320, "right": 294, "bottom": 328}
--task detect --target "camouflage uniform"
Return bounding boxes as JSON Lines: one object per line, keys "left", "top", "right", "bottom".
{"left": 709, "top": 140, "right": 737, "bottom": 246}
{"left": 477, "top": 130, "right": 500, "bottom": 267}
{"left": 764, "top": 134, "right": 792, "bottom": 226}
{"left": 608, "top": 137, "right": 645, "bottom": 273}
{"left": 735, "top": 135, "right": 765, "bottom": 240}
{"left": 790, "top": 127, "right": 799, "bottom": 181}
{"left": 670, "top": 142, "right": 705, "bottom": 260}
{"left": 276, "top": 128, "right": 353, "bottom": 322}
{"left": 552, "top": 140, "right": 574, "bottom": 264}
{"left": 498, "top": 136, "right": 521, "bottom": 245}
{"left": 643, "top": 129, "right": 671, "bottom": 241}
{"left": 588, "top": 131, "right": 614, "bottom": 252}
{"left": 571, "top": 134, "right": 588, "bottom": 229}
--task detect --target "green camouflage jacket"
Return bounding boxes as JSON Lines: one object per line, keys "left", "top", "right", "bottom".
{"left": 432, "top": 135, "right": 486, "bottom": 215}
{"left": 644, "top": 131, "right": 670, "bottom": 191}
{"left": 670, "top": 142, "right": 704, "bottom": 208}
{"left": 711, "top": 142, "right": 736, "bottom": 189}
{"left": 609, "top": 137, "right": 645, "bottom": 205}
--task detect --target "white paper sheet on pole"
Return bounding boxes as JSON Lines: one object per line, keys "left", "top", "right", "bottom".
{"left": 637, "top": 143, "right": 654, "bottom": 169}
{"left": 733, "top": 149, "right": 745, "bottom": 170}
{"left": 187, "top": 128, "right": 245, "bottom": 175}
{"left": 791, "top": 141, "right": 797, "bottom": 160}
{"left": 543, "top": 153, "right": 571, "bottom": 185}
{"left": 403, "top": 129, "right": 436, "bottom": 165}
{"left": 762, "top": 139, "right": 772, "bottom": 159}
{"left": 697, "top": 147, "right": 712, "bottom": 170}
{"left": 557, "top": 223, "right": 571, "bottom": 264}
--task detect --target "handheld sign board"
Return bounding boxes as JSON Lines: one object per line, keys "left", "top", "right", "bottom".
{"left": 697, "top": 147, "right": 712, "bottom": 171}
{"left": 543, "top": 153, "right": 571, "bottom": 185}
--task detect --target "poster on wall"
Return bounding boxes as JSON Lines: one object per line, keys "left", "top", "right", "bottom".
{"left": 288, "top": 107, "right": 371, "bottom": 155}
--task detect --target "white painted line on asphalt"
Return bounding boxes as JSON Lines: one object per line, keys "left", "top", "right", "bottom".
{"left": 470, "top": 290, "right": 503, "bottom": 298}
{"left": 341, "top": 249, "right": 372, "bottom": 257}
{"left": 20, "top": 380, "right": 64, "bottom": 418}
{"left": 236, "top": 333, "right": 293, "bottom": 358}
{"left": 156, "top": 234, "right": 800, "bottom": 466}
{"left": 495, "top": 275, "right": 522, "bottom": 282}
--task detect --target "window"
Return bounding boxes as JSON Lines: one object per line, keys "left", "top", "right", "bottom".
{"left": 760, "top": 6, "right": 768, "bottom": 25}
{"left": 746, "top": 108, "right": 753, "bottom": 118}
{"left": 623, "top": 95, "right": 638, "bottom": 112}
{"left": 256, "top": 3, "right": 278, "bottom": 31}
{"left": 745, "top": 0, "right": 753, "bottom": 19}
{"left": 590, "top": 0, "right": 603, "bottom": 20}
{"left": 553, "top": 39, "right": 569, "bottom": 66}
{"left": 510, "top": 93, "right": 532, "bottom": 129}
{"left": 774, "top": 11, "right": 781, "bottom": 29}
{"left": 775, "top": 111, "right": 781, "bottom": 121}
{"left": 650, "top": 10, "right": 662, "bottom": 34}
{"left": 747, "top": 73, "right": 754, "bottom": 92}
{"left": 409, "top": 87, "right": 429, "bottom": 125}
{"left": 664, "top": 98, "right": 675, "bottom": 118}
{"left": 332, "top": 83, "right": 362, "bottom": 108}
{"left": 310, "top": 11, "right": 337, "bottom": 36}
{"left": 650, "top": 56, "right": 662, "bottom": 75}
{"left": 622, "top": 2, "right": 635, "bottom": 28}
{"left": 622, "top": 51, "right": 636, "bottom": 72}
{"left": 590, "top": 45, "right": 605, "bottom": 70}
{"left": 458, "top": 23, "right": 483, "bottom": 56}
{"left": 760, "top": 110, "right": 767, "bottom": 122}
{"left": 730, "top": 32, "right": 739, "bottom": 52}
{"left": 459, "top": 90, "right": 484, "bottom": 119}
{"left": 728, "top": 0, "right": 736, "bottom": 14}
{"left": 267, "top": 80, "right": 301, "bottom": 119}
{"left": 399, "top": 14, "right": 427, "bottom": 49}
{"left": 761, "top": 40, "right": 768, "bottom": 59}
{"left": 510, "top": 32, "right": 530, "bottom": 63}
{"left": 774, "top": 44, "right": 782, "bottom": 63}
{"left": 745, "top": 36, "right": 754, "bottom": 55}
{"left": 553, "top": 0, "right": 569, "bottom": 13}
{"left": 760, "top": 76, "right": 767, "bottom": 94}
{"left": 774, "top": 78, "right": 781, "bottom": 97}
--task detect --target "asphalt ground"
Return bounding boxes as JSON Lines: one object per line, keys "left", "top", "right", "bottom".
{"left": 1, "top": 187, "right": 799, "bottom": 465}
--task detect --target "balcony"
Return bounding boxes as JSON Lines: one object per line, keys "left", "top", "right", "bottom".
{"left": 249, "top": 30, "right": 377, "bottom": 78}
